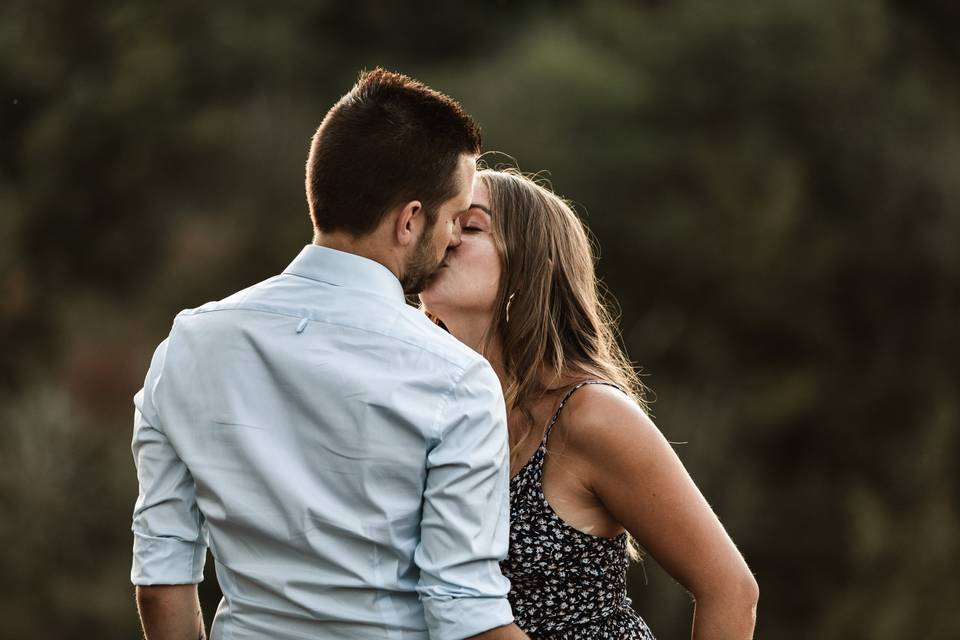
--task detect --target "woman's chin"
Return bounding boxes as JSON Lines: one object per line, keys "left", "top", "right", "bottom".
{"left": 420, "top": 272, "right": 449, "bottom": 302}
{"left": 418, "top": 287, "right": 443, "bottom": 312}
{"left": 419, "top": 292, "right": 459, "bottom": 325}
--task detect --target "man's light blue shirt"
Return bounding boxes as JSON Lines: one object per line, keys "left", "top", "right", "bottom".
{"left": 131, "top": 244, "right": 514, "bottom": 639}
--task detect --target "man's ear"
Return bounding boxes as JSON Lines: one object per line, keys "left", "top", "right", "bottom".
{"left": 394, "top": 200, "right": 424, "bottom": 247}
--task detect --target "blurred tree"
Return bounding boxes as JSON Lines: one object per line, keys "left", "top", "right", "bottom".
{"left": 1, "top": 0, "right": 958, "bottom": 638}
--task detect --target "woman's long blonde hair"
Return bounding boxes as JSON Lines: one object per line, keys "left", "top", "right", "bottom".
{"left": 477, "top": 168, "right": 648, "bottom": 446}
{"left": 476, "top": 168, "right": 648, "bottom": 559}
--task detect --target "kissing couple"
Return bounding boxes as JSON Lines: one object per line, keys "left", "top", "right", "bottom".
{"left": 131, "top": 69, "right": 757, "bottom": 639}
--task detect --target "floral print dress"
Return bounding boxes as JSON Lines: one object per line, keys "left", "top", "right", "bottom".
{"left": 500, "top": 381, "right": 656, "bottom": 639}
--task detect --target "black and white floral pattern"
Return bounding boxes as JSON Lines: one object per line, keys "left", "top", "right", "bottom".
{"left": 501, "top": 381, "right": 656, "bottom": 639}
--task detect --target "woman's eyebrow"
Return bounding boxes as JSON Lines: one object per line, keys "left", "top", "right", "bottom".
{"left": 469, "top": 203, "right": 491, "bottom": 215}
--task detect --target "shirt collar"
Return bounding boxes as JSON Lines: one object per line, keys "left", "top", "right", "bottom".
{"left": 283, "top": 244, "right": 406, "bottom": 304}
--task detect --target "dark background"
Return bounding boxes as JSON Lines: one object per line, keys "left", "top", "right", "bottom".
{"left": 2, "top": 1, "right": 958, "bottom": 638}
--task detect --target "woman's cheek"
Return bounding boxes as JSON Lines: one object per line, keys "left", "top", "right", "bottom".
{"left": 484, "top": 252, "right": 502, "bottom": 305}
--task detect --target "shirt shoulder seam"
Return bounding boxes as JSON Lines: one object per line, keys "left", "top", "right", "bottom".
{"left": 175, "top": 303, "right": 476, "bottom": 371}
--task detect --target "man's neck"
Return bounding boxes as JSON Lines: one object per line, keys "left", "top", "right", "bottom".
{"left": 313, "top": 231, "right": 402, "bottom": 281}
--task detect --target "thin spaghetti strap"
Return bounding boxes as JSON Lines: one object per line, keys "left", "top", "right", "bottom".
{"left": 542, "top": 379, "right": 627, "bottom": 443}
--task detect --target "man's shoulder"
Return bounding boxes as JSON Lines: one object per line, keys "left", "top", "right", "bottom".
{"left": 165, "top": 276, "right": 485, "bottom": 375}
{"left": 174, "top": 275, "right": 283, "bottom": 319}
{"left": 389, "top": 304, "right": 488, "bottom": 375}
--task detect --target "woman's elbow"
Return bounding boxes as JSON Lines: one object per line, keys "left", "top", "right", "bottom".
{"left": 725, "top": 569, "right": 759, "bottom": 616}
{"left": 743, "top": 571, "right": 759, "bottom": 607}
{"left": 693, "top": 568, "right": 759, "bottom": 612}
{"left": 742, "top": 572, "right": 759, "bottom": 622}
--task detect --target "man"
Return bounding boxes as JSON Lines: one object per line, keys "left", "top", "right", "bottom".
{"left": 131, "top": 68, "right": 527, "bottom": 640}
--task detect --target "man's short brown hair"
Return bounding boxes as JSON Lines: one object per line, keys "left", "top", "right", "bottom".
{"left": 305, "top": 68, "right": 482, "bottom": 236}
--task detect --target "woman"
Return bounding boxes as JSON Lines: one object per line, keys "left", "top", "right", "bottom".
{"left": 420, "top": 168, "right": 759, "bottom": 639}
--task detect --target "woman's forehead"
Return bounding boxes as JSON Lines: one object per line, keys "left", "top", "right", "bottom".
{"left": 470, "top": 176, "right": 492, "bottom": 210}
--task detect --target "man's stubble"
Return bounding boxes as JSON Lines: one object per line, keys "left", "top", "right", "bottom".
{"left": 401, "top": 217, "right": 444, "bottom": 295}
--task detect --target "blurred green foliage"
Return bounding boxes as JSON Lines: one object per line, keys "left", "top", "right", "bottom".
{"left": 2, "top": 1, "right": 958, "bottom": 638}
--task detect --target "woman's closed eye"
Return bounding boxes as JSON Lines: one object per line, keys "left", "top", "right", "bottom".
{"left": 463, "top": 225, "right": 484, "bottom": 233}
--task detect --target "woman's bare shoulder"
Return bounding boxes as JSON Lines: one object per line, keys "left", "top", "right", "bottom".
{"left": 558, "top": 382, "right": 661, "bottom": 457}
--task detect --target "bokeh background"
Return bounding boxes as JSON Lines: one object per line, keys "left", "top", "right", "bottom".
{"left": 2, "top": 1, "right": 959, "bottom": 638}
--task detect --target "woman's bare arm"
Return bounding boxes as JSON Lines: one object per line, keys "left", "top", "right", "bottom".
{"left": 565, "top": 386, "right": 759, "bottom": 640}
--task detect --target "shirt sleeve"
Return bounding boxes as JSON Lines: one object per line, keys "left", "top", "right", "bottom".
{"left": 130, "top": 338, "right": 208, "bottom": 586}
{"left": 415, "top": 359, "right": 515, "bottom": 639}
